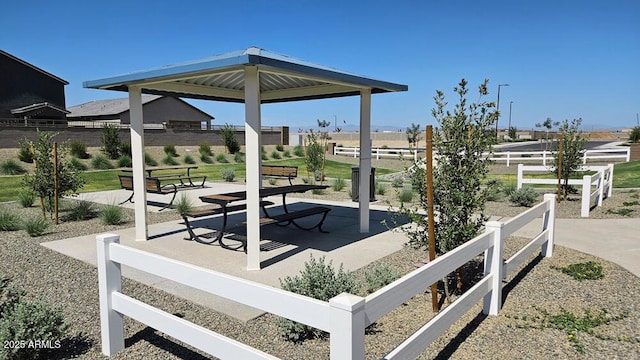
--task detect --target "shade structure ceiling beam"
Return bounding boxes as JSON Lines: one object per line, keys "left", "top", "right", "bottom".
{"left": 260, "top": 83, "right": 354, "bottom": 101}
{"left": 143, "top": 82, "right": 245, "bottom": 101}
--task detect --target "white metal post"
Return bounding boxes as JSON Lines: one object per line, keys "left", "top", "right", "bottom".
{"left": 128, "top": 87, "right": 148, "bottom": 241}
{"left": 483, "top": 221, "right": 504, "bottom": 315}
{"left": 581, "top": 175, "right": 590, "bottom": 217}
{"left": 329, "top": 293, "right": 365, "bottom": 360}
{"left": 244, "top": 66, "right": 262, "bottom": 270}
{"left": 96, "top": 233, "right": 124, "bottom": 355}
{"left": 542, "top": 194, "right": 556, "bottom": 257}
{"left": 359, "top": 89, "right": 372, "bottom": 233}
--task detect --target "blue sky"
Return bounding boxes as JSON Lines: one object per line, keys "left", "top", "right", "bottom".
{"left": 2, "top": 0, "right": 639, "bottom": 131}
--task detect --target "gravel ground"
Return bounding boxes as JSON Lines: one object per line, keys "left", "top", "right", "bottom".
{"left": 1, "top": 161, "right": 639, "bottom": 359}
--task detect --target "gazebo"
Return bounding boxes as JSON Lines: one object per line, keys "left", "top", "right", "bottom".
{"left": 84, "top": 47, "right": 408, "bottom": 270}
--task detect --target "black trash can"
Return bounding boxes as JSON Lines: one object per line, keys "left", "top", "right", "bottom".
{"left": 351, "top": 167, "right": 376, "bottom": 202}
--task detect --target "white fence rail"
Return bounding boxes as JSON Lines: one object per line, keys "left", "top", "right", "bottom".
{"left": 98, "top": 195, "right": 556, "bottom": 359}
{"left": 517, "top": 164, "right": 613, "bottom": 217}
{"left": 334, "top": 146, "right": 419, "bottom": 161}
{"left": 490, "top": 148, "right": 629, "bottom": 167}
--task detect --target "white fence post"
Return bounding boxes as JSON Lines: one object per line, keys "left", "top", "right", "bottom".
{"left": 597, "top": 171, "right": 604, "bottom": 207}
{"left": 517, "top": 164, "right": 524, "bottom": 189}
{"left": 542, "top": 194, "right": 556, "bottom": 257}
{"left": 542, "top": 151, "right": 546, "bottom": 166}
{"left": 626, "top": 148, "right": 631, "bottom": 162}
{"left": 606, "top": 164, "right": 614, "bottom": 198}
{"left": 506, "top": 151, "right": 510, "bottom": 167}
{"left": 581, "top": 175, "right": 591, "bottom": 217}
{"left": 329, "top": 293, "right": 365, "bottom": 360}
{"left": 482, "top": 221, "right": 504, "bottom": 316}
{"left": 96, "top": 234, "right": 125, "bottom": 356}
{"left": 583, "top": 151, "right": 588, "bottom": 164}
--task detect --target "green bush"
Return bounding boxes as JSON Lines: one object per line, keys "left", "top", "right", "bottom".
{"left": 173, "top": 194, "right": 194, "bottom": 215}
{"left": 629, "top": 126, "right": 640, "bottom": 143}
{"left": 276, "top": 144, "right": 284, "bottom": 151}
{"left": 233, "top": 152, "right": 244, "bottom": 163}
{"left": 364, "top": 263, "right": 400, "bottom": 294}
{"left": 398, "top": 188, "right": 413, "bottom": 203}
{"left": 332, "top": 178, "right": 346, "bottom": 191}
{"left": 119, "top": 142, "right": 132, "bottom": 157}
{"left": 486, "top": 178, "right": 504, "bottom": 201}
{"left": 17, "top": 189, "right": 35, "bottom": 208}
{"left": 271, "top": 150, "right": 281, "bottom": 160}
{"left": 100, "top": 204, "right": 123, "bottom": 225}
{"left": 162, "top": 154, "right": 179, "bottom": 165}
{"left": 391, "top": 177, "right": 404, "bottom": 188}
{"left": 261, "top": 152, "right": 268, "bottom": 161}
{"left": 163, "top": 144, "right": 178, "bottom": 157}
{"left": 216, "top": 154, "right": 229, "bottom": 163}
{"left": 69, "top": 139, "right": 90, "bottom": 159}
{"left": 101, "top": 124, "right": 121, "bottom": 159}
{"left": 221, "top": 169, "right": 235, "bottom": 182}
{"left": 117, "top": 155, "right": 132, "bottom": 168}
{"left": 200, "top": 153, "right": 213, "bottom": 164}
{"left": 293, "top": 145, "right": 304, "bottom": 157}
{"left": 23, "top": 216, "right": 49, "bottom": 237}
{"left": 66, "top": 199, "right": 96, "bottom": 221}
{"left": 268, "top": 178, "right": 278, "bottom": 186}
{"left": 220, "top": 123, "right": 241, "bottom": 154}
{"left": 283, "top": 150, "right": 292, "bottom": 158}
{"left": 503, "top": 183, "right": 517, "bottom": 197}
{"left": 0, "top": 159, "right": 26, "bottom": 175}
{"left": 0, "top": 210, "right": 22, "bottom": 231}
{"left": 554, "top": 261, "right": 604, "bottom": 281}
{"left": 0, "top": 278, "right": 68, "bottom": 360}
{"left": 509, "top": 187, "right": 538, "bottom": 207}
{"left": 144, "top": 153, "right": 158, "bottom": 166}
{"left": 198, "top": 142, "right": 212, "bottom": 156}
{"left": 17, "top": 138, "right": 33, "bottom": 163}
{"left": 68, "top": 157, "right": 88, "bottom": 171}
{"left": 91, "top": 154, "right": 114, "bottom": 170}
{"left": 183, "top": 154, "right": 196, "bottom": 164}
{"left": 376, "top": 182, "right": 387, "bottom": 195}
{"left": 278, "top": 255, "right": 358, "bottom": 342}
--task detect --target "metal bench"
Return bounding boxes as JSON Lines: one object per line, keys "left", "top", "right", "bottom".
{"left": 262, "top": 165, "right": 298, "bottom": 185}
{"left": 261, "top": 206, "right": 331, "bottom": 232}
{"left": 118, "top": 175, "right": 178, "bottom": 211}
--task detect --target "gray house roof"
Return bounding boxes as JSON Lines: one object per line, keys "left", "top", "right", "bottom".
{"left": 84, "top": 47, "right": 408, "bottom": 103}
{"left": 67, "top": 95, "right": 213, "bottom": 119}
{"left": 11, "top": 102, "right": 70, "bottom": 115}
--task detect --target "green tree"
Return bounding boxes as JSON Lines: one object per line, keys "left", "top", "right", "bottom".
{"left": 406, "top": 123, "right": 421, "bottom": 148}
{"left": 390, "top": 79, "right": 497, "bottom": 295}
{"left": 508, "top": 126, "right": 518, "bottom": 140}
{"left": 629, "top": 126, "right": 640, "bottom": 143}
{"left": 101, "top": 124, "right": 121, "bottom": 159}
{"left": 23, "top": 131, "right": 85, "bottom": 219}
{"left": 535, "top": 117, "right": 560, "bottom": 146}
{"left": 304, "top": 130, "right": 323, "bottom": 180}
{"left": 551, "top": 118, "right": 588, "bottom": 200}
{"left": 220, "top": 123, "right": 241, "bottom": 154}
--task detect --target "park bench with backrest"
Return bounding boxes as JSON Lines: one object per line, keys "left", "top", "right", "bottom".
{"left": 261, "top": 165, "right": 298, "bottom": 185}
{"left": 118, "top": 175, "right": 179, "bottom": 211}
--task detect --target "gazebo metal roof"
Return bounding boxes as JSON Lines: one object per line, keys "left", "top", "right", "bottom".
{"left": 84, "top": 47, "right": 407, "bottom": 103}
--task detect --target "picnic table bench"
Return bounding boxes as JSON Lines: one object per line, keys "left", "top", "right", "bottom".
{"left": 118, "top": 175, "right": 179, "bottom": 211}
{"left": 121, "top": 165, "right": 207, "bottom": 187}
{"left": 262, "top": 165, "right": 298, "bottom": 185}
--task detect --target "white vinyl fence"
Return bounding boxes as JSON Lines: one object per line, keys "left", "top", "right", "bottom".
{"left": 517, "top": 164, "right": 613, "bottom": 217}
{"left": 97, "top": 195, "right": 556, "bottom": 359}
{"left": 490, "top": 148, "right": 629, "bottom": 167}
{"left": 334, "top": 146, "right": 419, "bottom": 161}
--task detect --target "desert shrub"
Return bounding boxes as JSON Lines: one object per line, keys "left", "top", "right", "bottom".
{"left": 268, "top": 178, "right": 278, "bottom": 186}
{"left": 220, "top": 124, "right": 241, "bottom": 154}
{"left": 332, "top": 178, "right": 346, "bottom": 191}
{"left": 66, "top": 199, "right": 96, "bottom": 221}
{"left": 91, "top": 154, "right": 114, "bottom": 170}
{"left": 23, "top": 216, "right": 49, "bottom": 237}
{"left": 0, "top": 159, "right": 26, "bottom": 175}
{"left": 629, "top": 126, "right": 640, "bottom": 143}
{"left": 221, "top": 169, "right": 235, "bottom": 182}
{"left": 162, "top": 154, "right": 179, "bottom": 165}
{"left": 216, "top": 154, "right": 228, "bottom": 163}
{"left": 144, "top": 153, "right": 157, "bottom": 166}
{"left": 200, "top": 153, "right": 213, "bottom": 164}
{"left": 364, "top": 263, "right": 400, "bottom": 294}
{"left": 69, "top": 140, "right": 90, "bottom": 159}
{"left": 391, "top": 177, "right": 404, "bottom": 188}
{"left": 0, "top": 278, "right": 68, "bottom": 360}
{"left": 173, "top": 194, "right": 194, "bottom": 215}
{"left": 276, "top": 144, "right": 284, "bottom": 151}
{"left": 0, "top": 210, "right": 22, "bottom": 231}
{"left": 293, "top": 145, "right": 304, "bottom": 157}
{"left": 68, "top": 157, "right": 87, "bottom": 171}
{"left": 503, "top": 183, "right": 517, "bottom": 197}
{"left": 119, "top": 142, "right": 132, "bottom": 157}
{"left": 398, "top": 187, "right": 413, "bottom": 203}
{"left": 101, "top": 124, "right": 121, "bottom": 159}
{"left": 278, "top": 255, "right": 358, "bottom": 342}
{"left": 17, "top": 189, "right": 35, "bottom": 208}
{"left": 198, "top": 142, "right": 212, "bottom": 156}
{"left": 261, "top": 152, "right": 268, "bottom": 161}
{"left": 283, "top": 150, "right": 292, "bottom": 158}
{"left": 376, "top": 182, "right": 387, "bottom": 195}
{"left": 183, "top": 154, "right": 196, "bottom": 164}
{"left": 117, "top": 155, "right": 132, "bottom": 168}
{"left": 486, "top": 178, "right": 504, "bottom": 201}
{"left": 271, "top": 150, "right": 281, "bottom": 159}
{"left": 233, "top": 152, "right": 244, "bottom": 163}
{"left": 163, "top": 144, "right": 178, "bottom": 157}
{"left": 509, "top": 187, "right": 538, "bottom": 207}
{"left": 554, "top": 261, "right": 604, "bottom": 281}
{"left": 100, "top": 204, "right": 123, "bottom": 225}
{"left": 17, "top": 138, "right": 33, "bottom": 163}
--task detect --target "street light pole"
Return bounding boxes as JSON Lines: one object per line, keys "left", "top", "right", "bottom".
{"left": 496, "top": 83, "right": 510, "bottom": 140}
{"left": 508, "top": 101, "right": 513, "bottom": 138}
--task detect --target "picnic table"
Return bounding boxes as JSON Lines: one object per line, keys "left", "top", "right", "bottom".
{"left": 121, "top": 165, "right": 204, "bottom": 187}
{"left": 183, "top": 184, "right": 331, "bottom": 251}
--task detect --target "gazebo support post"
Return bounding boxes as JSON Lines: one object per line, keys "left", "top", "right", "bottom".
{"left": 128, "top": 87, "right": 148, "bottom": 241}
{"left": 244, "top": 66, "right": 262, "bottom": 270}
{"left": 359, "top": 89, "right": 372, "bottom": 233}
